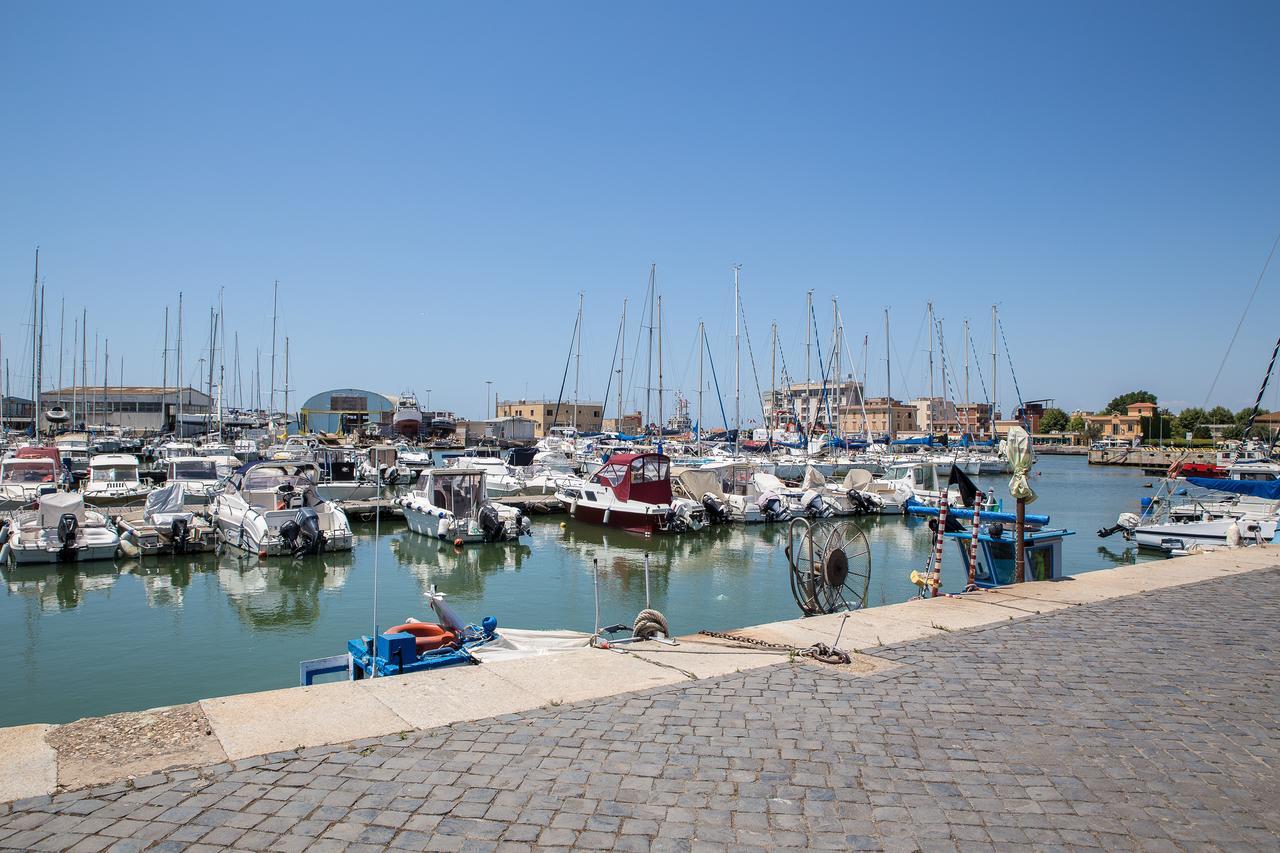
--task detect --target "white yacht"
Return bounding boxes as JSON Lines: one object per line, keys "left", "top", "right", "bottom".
{"left": 399, "top": 468, "right": 531, "bottom": 543}
{"left": 83, "top": 454, "right": 152, "bottom": 507}
{"left": 209, "top": 462, "right": 354, "bottom": 557}
{"left": 164, "top": 456, "right": 223, "bottom": 504}
{"left": 0, "top": 452, "right": 61, "bottom": 510}
{"left": 1, "top": 492, "right": 120, "bottom": 564}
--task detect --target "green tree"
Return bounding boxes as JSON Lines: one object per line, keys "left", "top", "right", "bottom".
{"left": 1039, "top": 407, "right": 1069, "bottom": 432}
{"left": 1140, "top": 409, "right": 1175, "bottom": 443}
{"left": 1105, "top": 390, "right": 1157, "bottom": 414}
{"left": 1206, "top": 405, "right": 1234, "bottom": 425}
{"left": 1066, "top": 414, "right": 1087, "bottom": 433}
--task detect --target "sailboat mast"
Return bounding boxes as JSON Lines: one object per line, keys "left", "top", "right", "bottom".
{"left": 71, "top": 318, "right": 78, "bottom": 429}
{"left": 57, "top": 298, "right": 64, "bottom": 399}
{"left": 770, "top": 322, "right": 777, "bottom": 432}
{"left": 29, "top": 248, "right": 38, "bottom": 427}
{"left": 991, "top": 304, "right": 998, "bottom": 430}
{"left": 832, "top": 297, "right": 841, "bottom": 437}
{"left": 37, "top": 284, "right": 44, "bottom": 435}
{"left": 697, "top": 321, "right": 704, "bottom": 450}
{"left": 284, "top": 336, "right": 290, "bottom": 435}
{"left": 733, "top": 265, "right": 741, "bottom": 451}
{"left": 176, "top": 292, "right": 184, "bottom": 433}
{"left": 656, "top": 294, "right": 664, "bottom": 434}
{"left": 162, "top": 306, "right": 169, "bottom": 430}
{"left": 103, "top": 338, "right": 109, "bottom": 428}
{"left": 233, "top": 332, "right": 241, "bottom": 410}
{"left": 804, "top": 289, "right": 812, "bottom": 432}
{"left": 884, "top": 307, "right": 893, "bottom": 441}
{"left": 80, "top": 307, "right": 87, "bottom": 431}
{"left": 617, "top": 298, "right": 626, "bottom": 422}
{"left": 207, "top": 306, "right": 216, "bottom": 432}
{"left": 573, "top": 292, "right": 582, "bottom": 432}
{"left": 927, "top": 301, "right": 935, "bottom": 435}
{"left": 963, "top": 319, "right": 971, "bottom": 436}
{"left": 269, "top": 280, "right": 278, "bottom": 415}
{"left": 645, "top": 265, "right": 654, "bottom": 433}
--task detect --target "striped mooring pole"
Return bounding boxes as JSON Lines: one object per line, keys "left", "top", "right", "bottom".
{"left": 932, "top": 500, "right": 948, "bottom": 597}
{"left": 968, "top": 495, "right": 982, "bottom": 590}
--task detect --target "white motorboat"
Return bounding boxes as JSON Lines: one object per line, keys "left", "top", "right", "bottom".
{"left": 1, "top": 492, "right": 120, "bottom": 564}
{"left": 359, "top": 445, "right": 413, "bottom": 489}
{"left": 117, "top": 482, "right": 218, "bottom": 556}
{"left": 399, "top": 468, "right": 530, "bottom": 543}
{"left": 209, "top": 462, "right": 354, "bottom": 557}
{"left": 44, "top": 406, "right": 69, "bottom": 425}
{"left": 1105, "top": 469, "right": 1280, "bottom": 554}
{"left": 445, "top": 455, "right": 524, "bottom": 498}
{"left": 310, "top": 450, "right": 378, "bottom": 502}
{"left": 675, "top": 463, "right": 784, "bottom": 524}
{"left": 164, "top": 456, "right": 223, "bottom": 505}
{"left": 83, "top": 453, "right": 152, "bottom": 507}
{"left": 54, "top": 435, "right": 92, "bottom": 479}
{"left": 0, "top": 451, "right": 61, "bottom": 510}
{"left": 750, "top": 471, "right": 841, "bottom": 519}
{"left": 555, "top": 452, "right": 707, "bottom": 534}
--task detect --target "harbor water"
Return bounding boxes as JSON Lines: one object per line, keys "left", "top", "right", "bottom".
{"left": 1, "top": 455, "right": 1157, "bottom": 727}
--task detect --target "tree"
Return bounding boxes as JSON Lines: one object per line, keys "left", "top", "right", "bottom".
{"left": 1206, "top": 405, "right": 1234, "bottom": 425}
{"left": 1140, "top": 409, "right": 1175, "bottom": 443}
{"left": 1039, "top": 407, "right": 1069, "bottom": 433}
{"left": 1066, "top": 414, "right": 1087, "bottom": 433}
{"left": 1105, "top": 390, "right": 1157, "bottom": 414}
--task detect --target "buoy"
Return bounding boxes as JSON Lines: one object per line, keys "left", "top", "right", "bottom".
{"left": 559, "top": 522, "right": 567, "bottom": 529}
{"left": 385, "top": 622, "right": 458, "bottom": 652}
{"left": 453, "top": 538, "right": 464, "bottom": 547}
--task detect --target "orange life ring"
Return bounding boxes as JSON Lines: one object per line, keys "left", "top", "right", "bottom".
{"left": 385, "top": 622, "right": 457, "bottom": 652}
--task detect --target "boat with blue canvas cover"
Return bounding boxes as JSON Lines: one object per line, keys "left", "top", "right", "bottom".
{"left": 1106, "top": 475, "right": 1280, "bottom": 553}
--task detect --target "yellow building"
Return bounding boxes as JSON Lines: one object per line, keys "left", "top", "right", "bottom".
{"left": 838, "top": 397, "right": 918, "bottom": 437}
{"left": 495, "top": 399, "right": 603, "bottom": 437}
{"left": 1083, "top": 401, "right": 1155, "bottom": 442}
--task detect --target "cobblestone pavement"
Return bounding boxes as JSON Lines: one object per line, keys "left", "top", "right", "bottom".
{"left": 3, "top": 570, "right": 1279, "bottom": 852}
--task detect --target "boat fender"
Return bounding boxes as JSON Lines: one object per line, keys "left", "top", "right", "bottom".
{"left": 0, "top": 541, "right": 9, "bottom": 565}
{"left": 118, "top": 535, "right": 141, "bottom": 558}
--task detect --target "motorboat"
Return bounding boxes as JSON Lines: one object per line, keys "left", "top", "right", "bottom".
{"left": 359, "top": 445, "right": 413, "bottom": 489}
{"left": 675, "top": 462, "right": 788, "bottom": 524}
{"left": 0, "top": 448, "right": 61, "bottom": 510}
{"left": 555, "top": 452, "right": 706, "bottom": 534}
{"left": 399, "top": 468, "right": 530, "bottom": 543}
{"left": 750, "top": 471, "right": 841, "bottom": 519}
{"left": 209, "top": 461, "right": 354, "bottom": 557}
{"left": 871, "top": 461, "right": 951, "bottom": 510}
{"left": 445, "top": 454, "right": 524, "bottom": 498}
{"left": 83, "top": 453, "right": 152, "bottom": 507}
{"left": 392, "top": 392, "right": 424, "bottom": 439}
{"left": 44, "top": 406, "right": 69, "bottom": 426}
{"left": 1103, "top": 474, "right": 1280, "bottom": 554}
{"left": 0, "top": 491, "right": 120, "bottom": 564}
{"left": 164, "top": 456, "right": 223, "bottom": 505}
{"left": 117, "top": 482, "right": 218, "bottom": 556}
{"left": 310, "top": 449, "right": 378, "bottom": 502}
{"left": 54, "top": 434, "right": 92, "bottom": 480}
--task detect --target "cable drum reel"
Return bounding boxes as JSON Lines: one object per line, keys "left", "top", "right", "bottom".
{"left": 785, "top": 517, "right": 872, "bottom": 616}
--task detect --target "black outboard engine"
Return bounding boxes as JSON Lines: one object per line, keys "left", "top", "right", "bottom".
{"left": 664, "top": 508, "right": 689, "bottom": 533}
{"left": 759, "top": 494, "right": 791, "bottom": 522}
{"left": 801, "top": 490, "right": 837, "bottom": 519}
{"left": 382, "top": 465, "right": 399, "bottom": 486}
{"left": 282, "top": 507, "right": 325, "bottom": 556}
{"left": 478, "top": 504, "right": 505, "bottom": 542}
{"left": 170, "top": 517, "right": 191, "bottom": 554}
{"left": 57, "top": 513, "right": 79, "bottom": 554}
{"left": 701, "top": 493, "right": 730, "bottom": 524}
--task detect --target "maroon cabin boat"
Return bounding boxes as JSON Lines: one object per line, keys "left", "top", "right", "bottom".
{"left": 555, "top": 452, "right": 705, "bottom": 534}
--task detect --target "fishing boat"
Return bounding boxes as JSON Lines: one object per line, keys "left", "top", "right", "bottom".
{"left": 209, "top": 461, "right": 354, "bottom": 557}
{"left": 0, "top": 449, "right": 61, "bottom": 510}
{"left": 1, "top": 492, "right": 120, "bottom": 564}
{"left": 117, "top": 482, "right": 218, "bottom": 556}
{"left": 392, "top": 392, "right": 423, "bottom": 438}
{"left": 555, "top": 452, "right": 706, "bottom": 534}
{"left": 83, "top": 453, "right": 152, "bottom": 507}
{"left": 399, "top": 468, "right": 530, "bottom": 543}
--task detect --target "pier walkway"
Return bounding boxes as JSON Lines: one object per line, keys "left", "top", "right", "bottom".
{"left": 2, "top": 550, "right": 1278, "bottom": 851}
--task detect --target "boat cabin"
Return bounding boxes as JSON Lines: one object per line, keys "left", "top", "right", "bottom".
{"left": 167, "top": 457, "right": 220, "bottom": 485}
{"left": 411, "top": 469, "right": 488, "bottom": 519}
{"left": 945, "top": 524, "right": 1075, "bottom": 588}
{"left": 594, "top": 453, "right": 672, "bottom": 505}
{"left": 89, "top": 454, "right": 141, "bottom": 484}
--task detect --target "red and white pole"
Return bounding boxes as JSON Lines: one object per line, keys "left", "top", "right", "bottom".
{"left": 968, "top": 495, "right": 982, "bottom": 590}
{"left": 932, "top": 500, "right": 948, "bottom": 597}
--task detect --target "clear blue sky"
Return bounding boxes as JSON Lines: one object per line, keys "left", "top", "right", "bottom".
{"left": 3, "top": 1, "right": 1278, "bottom": 423}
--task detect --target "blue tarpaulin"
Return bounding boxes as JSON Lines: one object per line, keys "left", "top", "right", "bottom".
{"left": 1186, "top": 477, "right": 1280, "bottom": 501}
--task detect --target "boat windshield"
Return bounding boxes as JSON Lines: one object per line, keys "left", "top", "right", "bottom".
{"left": 2, "top": 461, "right": 55, "bottom": 483}
{"left": 91, "top": 465, "right": 138, "bottom": 482}
{"left": 171, "top": 460, "right": 218, "bottom": 480}
{"left": 432, "top": 473, "right": 484, "bottom": 518}
{"left": 243, "top": 470, "right": 310, "bottom": 491}
{"left": 884, "top": 465, "right": 912, "bottom": 481}
{"left": 630, "top": 457, "right": 669, "bottom": 483}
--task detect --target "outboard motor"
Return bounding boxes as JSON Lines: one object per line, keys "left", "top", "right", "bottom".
{"left": 757, "top": 491, "right": 791, "bottom": 522}
{"left": 57, "top": 513, "right": 79, "bottom": 555}
{"left": 664, "top": 508, "right": 689, "bottom": 533}
{"left": 478, "top": 504, "right": 505, "bottom": 542}
{"left": 701, "top": 493, "right": 730, "bottom": 524}
{"left": 170, "top": 517, "right": 191, "bottom": 554}
{"left": 1098, "top": 512, "right": 1141, "bottom": 539}
{"left": 801, "top": 489, "right": 836, "bottom": 518}
{"left": 282, "top": 507, "right": 325, "bottom": 556}
{"left": 382, "top": 465, "right": 400, "bottom": 486}
{"left": 516, "top": 511, "right": 532, "bottom": 537}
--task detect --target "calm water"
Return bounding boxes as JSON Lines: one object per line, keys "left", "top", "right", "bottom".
{"left": 1, "top": 455, "right": 1157, "bottom": 726}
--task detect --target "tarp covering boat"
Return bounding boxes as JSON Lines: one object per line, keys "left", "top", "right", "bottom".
{"left": 1186, "top": 477, "right": 1280, "bottom": 500}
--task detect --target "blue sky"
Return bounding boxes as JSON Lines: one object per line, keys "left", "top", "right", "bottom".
{"left": 2, "top": 1, "right": 1278, "bottom": 423}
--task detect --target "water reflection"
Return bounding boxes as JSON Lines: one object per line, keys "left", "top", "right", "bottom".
{"left": 3, "top": 562, "right": 122, "bottom": 610}
{"left": 216, "top": 550, "right": 354, "bottom": 629}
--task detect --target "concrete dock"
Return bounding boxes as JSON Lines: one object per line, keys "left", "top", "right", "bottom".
{"left": 1, "top": 546, "right": 1277, "bottom": 850}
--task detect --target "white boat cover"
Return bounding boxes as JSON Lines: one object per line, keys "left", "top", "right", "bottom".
{"left": 753, "top": 472, "right": 787, "bottom": 493}
{"left": 802, "top": 465, "right": 827, "bottom": 489}
{"left": 843, "top": 468, "right": 874, "bottom": 490}
{"left": 38, "top": 491, "right": 86, "bottom": 527}
{"left": 146, "top": 483, "right": 187, "bottom": 516}
{"left": 1007, "top": 425, "right": 1038, "bottom": 504}
{"left": 676, "top": 469, "right": 722, "bottom": 500}
{"left": 469, "top": 628, "right": 594, "bottom": 663}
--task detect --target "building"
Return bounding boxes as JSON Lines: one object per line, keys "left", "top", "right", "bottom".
{"left": 39, "top": 386, "right": 210, "bottom": 433}
{"left": 603, "top": 411, "right": 643, "bottom": 434}
{"left": 766, "top": 379, "right": 864, "bottom": 429}
{"left": 299, "top": 388, "right": 396, "bottom": 434}
{"left": 838, "top": 397, "right": 918, "bottom": 437}
{"left": 1083, "top": 401, "right": 1154, "bottom": 443}
{"left": 483, "top": 417, "right": 536, "bottom": 443}
{"left": 1251, "top": 411, "right": 1280, "bottom": 441}
{"left": 954, "top": 402, "right": 992, "bottom": 435}
{"left": 910, "top": 397, "right": 960, "bottom": 433}
{"left": 495, "top": 399, "right": 603, "bottom": 437}
{"left": 1, "top": 395, "right": 35, "bottom": 432}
